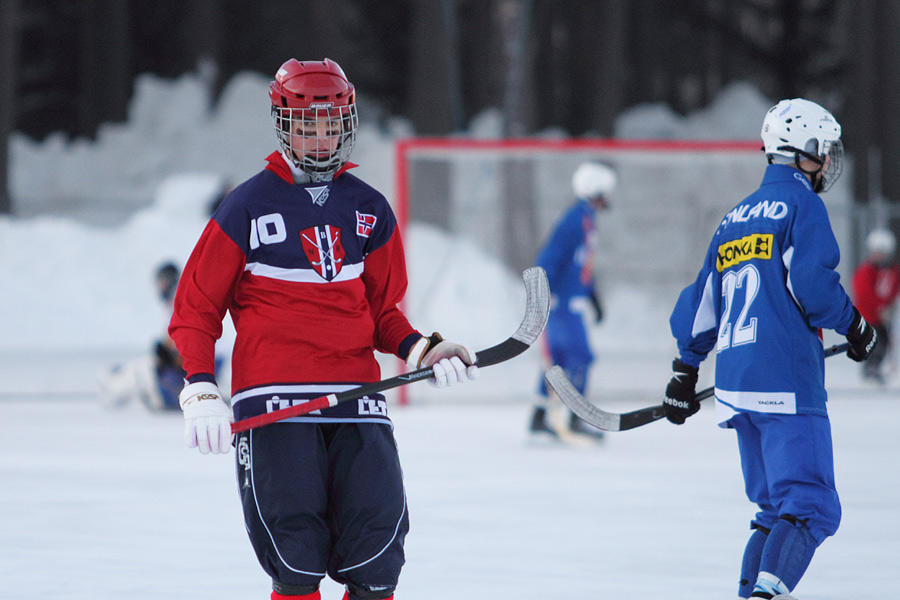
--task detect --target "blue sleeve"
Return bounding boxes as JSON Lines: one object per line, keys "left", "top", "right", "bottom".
{"left": 536, "top": 206, "right": 580, "bottom": 291}
{"left": 669, "top": 256, "right": 719, "bottom": 368}
{"left": 786, "top": 195, "right": 855, "bottom": 334}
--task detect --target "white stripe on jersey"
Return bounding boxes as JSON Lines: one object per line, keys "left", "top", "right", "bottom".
{"left": 782, "top": 246, "right": 802, "bottom": 309}
{"left": 244, "top": 260, "right": 364, "bottom": 283}
{"left": 715, "top": 387, "right": 797, "bottom": 426}
{"left": 691, "top": 272, "right": 717, "bottom": 338}
{"left": 232, "top": 383, "right": 360, "bottom": 406}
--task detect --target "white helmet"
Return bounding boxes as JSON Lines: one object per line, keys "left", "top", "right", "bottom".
{"left": 761, "top": 98, "right": 843, "bottom": 192}
{"left": 866, "top": 228, "right": 896, "bottom": 256}
{"left": 572, "top": 162, "right": 617, "bottom": 201}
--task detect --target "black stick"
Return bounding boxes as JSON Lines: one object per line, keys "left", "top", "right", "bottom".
{"left": 545, "top": 343, "right": 851, "bottom": 432}
{"left": 233, "top": 266, "right": 550, "bottom": 433}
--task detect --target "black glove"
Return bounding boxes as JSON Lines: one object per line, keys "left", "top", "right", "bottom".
{"left": 663, "top": 359, "right": 700, "bottom": 425}
{"left": 846, "top": 307, "right": 878, "bottom": 362}
{"left": 589, "top": 290, "right": 603, "bottom": 323}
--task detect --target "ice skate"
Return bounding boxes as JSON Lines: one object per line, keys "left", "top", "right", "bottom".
{"left": 568, "top": 412, "right": 606, "bottom": 442}
{"left": 528, "top": 406, "right": 560, "bottom": 440}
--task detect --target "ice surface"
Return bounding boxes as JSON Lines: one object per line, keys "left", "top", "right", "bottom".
{"left": 3, "top": 389, "right": 898, "bottom": 599}
{"left": 2, "top": 72, "right": 898, "bottom": 599}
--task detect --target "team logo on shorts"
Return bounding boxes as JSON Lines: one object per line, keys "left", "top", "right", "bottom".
{"left": 300, "top": 224, "right": 345, "bottom": 281}
{"left": 237, "top": 436, "right": 251, "bottom": 489}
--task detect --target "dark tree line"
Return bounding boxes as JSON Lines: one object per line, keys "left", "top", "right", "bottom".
{"left": 2, "top": 0, "right": 900, "bottom": 213}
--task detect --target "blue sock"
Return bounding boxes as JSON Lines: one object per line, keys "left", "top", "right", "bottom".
{"left": 739, "top": 528, "right": 769, "bottom": 598}
{"left": 756, "top": 516, "right": 817, "bottom": 593}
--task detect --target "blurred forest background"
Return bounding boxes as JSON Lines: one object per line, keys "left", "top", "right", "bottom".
{"left": 2, "top": 0, "right": 900, "bottom": 216}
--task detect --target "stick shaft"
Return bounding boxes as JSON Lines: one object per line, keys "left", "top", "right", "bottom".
{"left": 694, "top": 342, "right": 850, "bottom": 401}
{"left": 230, "top": 267, "right": 550, "bottom": 434}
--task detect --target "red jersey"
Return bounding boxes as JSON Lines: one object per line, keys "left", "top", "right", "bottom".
{"left": 852, "top": 260, "right": 900, "bottom": 326}
{"left": 169, "top": 153, "right": 420, "bottom": 417}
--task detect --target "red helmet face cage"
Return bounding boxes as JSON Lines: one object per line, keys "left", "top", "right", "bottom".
{"left": 269, "top": 59, "right": 358, "bottom": 180}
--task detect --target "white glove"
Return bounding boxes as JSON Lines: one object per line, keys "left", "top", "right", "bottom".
{"left": 407, "top": 332, "right": 479, "bottom": 388}
{"left": 179, "top": 381, "right": 234, "bottom": 455}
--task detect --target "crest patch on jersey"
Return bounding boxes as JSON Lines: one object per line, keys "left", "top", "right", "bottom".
{"left": 300, "top": 225, "right": 345, "bottom": 281}
{"left": 305, "top": 186, "right": 330, "bottom": 206}
{"left": 717, "top": 233, "right": 772, "bottom": 272}
{"left": 356, "top": 211, "right": 377, "bottom": 237}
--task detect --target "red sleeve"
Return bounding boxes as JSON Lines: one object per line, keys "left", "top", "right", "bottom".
{"left": 889, "top": 265, "right": 900, "bottom": 302}
{"left": 361, "top": 227, "right": 419, "bottom": 356}
{"left": 169, "top": 220, "right": 246, "bottom": 380}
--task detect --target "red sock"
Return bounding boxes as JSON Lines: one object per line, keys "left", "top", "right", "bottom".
{"left": 272, "top": 591, "right": 320, "bottom": 600}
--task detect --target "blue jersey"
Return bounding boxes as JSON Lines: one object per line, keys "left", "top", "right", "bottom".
{"left": 535, "top": 199, "right": 597, "bottom": 397}
{"left": 669, "top": 164, "right": 855, "bottom": 424}
{"left": 536, "top": 199, "right": 597, "bottom": 308}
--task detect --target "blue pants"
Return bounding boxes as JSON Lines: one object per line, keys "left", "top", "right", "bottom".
{"left": 236, "top": 421, "right": 409, "bottom": 595}
{"left": 729, "top": 411, "right": 841, "bottom": 545}
{"left": 538, "top": 308, "right": 593, "bottom": 396}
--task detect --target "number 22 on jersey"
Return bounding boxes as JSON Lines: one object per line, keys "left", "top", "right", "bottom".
{"left": 717, "top": 264, "right": 760, "bottom": 352}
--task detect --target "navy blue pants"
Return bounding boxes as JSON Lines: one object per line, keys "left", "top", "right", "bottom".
{"left": 235, "top": 421, "right": 409, "bottom": 595}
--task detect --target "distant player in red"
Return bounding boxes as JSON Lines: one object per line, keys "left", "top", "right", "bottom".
{"left": 169, "top": 58, "right": 478, "bottom": 600}
{"left": 852, "top": 228, "right": 900, "bottom": 382}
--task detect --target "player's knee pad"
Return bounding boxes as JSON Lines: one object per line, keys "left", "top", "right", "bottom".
{"left": 343, "top": 583, "right": 395, "bottom": 600}
{"left": 755, "top": 515, "right": 817, "bottom": 592}
{"left": 750, "top": 522, "right": 771, "bottom": 535}
{"left": 779, "top": 508, "right": 836, "bottom": 546}
{"left": 272, "top": 582, "right": 320, "bottom": 599}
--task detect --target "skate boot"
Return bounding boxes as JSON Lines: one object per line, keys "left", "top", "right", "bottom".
{"left": 569, "top": 412, "right": 605, "bottom": 441}
{"left": 528, "top": 406, "right": 559, "bottom": 439}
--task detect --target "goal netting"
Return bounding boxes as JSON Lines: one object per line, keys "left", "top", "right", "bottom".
{"left": 392, "top": 138, "right": 856, "bottom": 404}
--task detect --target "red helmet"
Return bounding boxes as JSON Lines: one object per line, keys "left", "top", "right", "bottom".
{"left": 269, "top": 58, "right": 355, "bottom": 109}
{"left": 269, "top": 58, "right": 358, "bottom": 180}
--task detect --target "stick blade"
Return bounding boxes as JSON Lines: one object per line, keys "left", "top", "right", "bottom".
{"left": 475, "top": 267, "right": 550, "bottom": 368}
{"left": 544, "top": 366, "right": 622, "bottom": 432}
{"left": 513, "top": 266, "right": 551, "bottom": 347}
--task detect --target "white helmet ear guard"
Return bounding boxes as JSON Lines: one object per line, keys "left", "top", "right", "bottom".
{"left": 761, "top": 98, "right": 843, "bottom": 192}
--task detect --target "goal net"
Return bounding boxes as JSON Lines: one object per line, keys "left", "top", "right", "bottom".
{"left": 397, "top": 138, "right": 853, "bottom": 286}
{"left": 392, "top": 138, "right": 856, "bottom": 404}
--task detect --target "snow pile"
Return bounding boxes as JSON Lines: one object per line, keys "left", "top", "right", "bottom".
{"left": 1, "top": 70, "right": 861, "bottom": 402}
{"left": 614, "top": 81, "right": 773, "bottom": 139}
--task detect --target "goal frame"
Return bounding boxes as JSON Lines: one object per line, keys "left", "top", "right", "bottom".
{"left": 392, "top": 137, "right": 761, "bottom": 405}
{"left": 394, "top": 137, "right": 762, "bottom": 236}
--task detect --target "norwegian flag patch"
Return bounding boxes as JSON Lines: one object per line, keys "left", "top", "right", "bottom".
{"left": 356, "top": 211, "right": 377, "bottom": 237}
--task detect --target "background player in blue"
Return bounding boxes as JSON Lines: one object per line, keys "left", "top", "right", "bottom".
{"left": 663, "top": 98, "right": 877, "bottom": 599}
{"left": 528, "top": 162, "right": 615, "bottom": 440}
{"left": 169, "top": 58, "right": 478, "bottom": 600}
